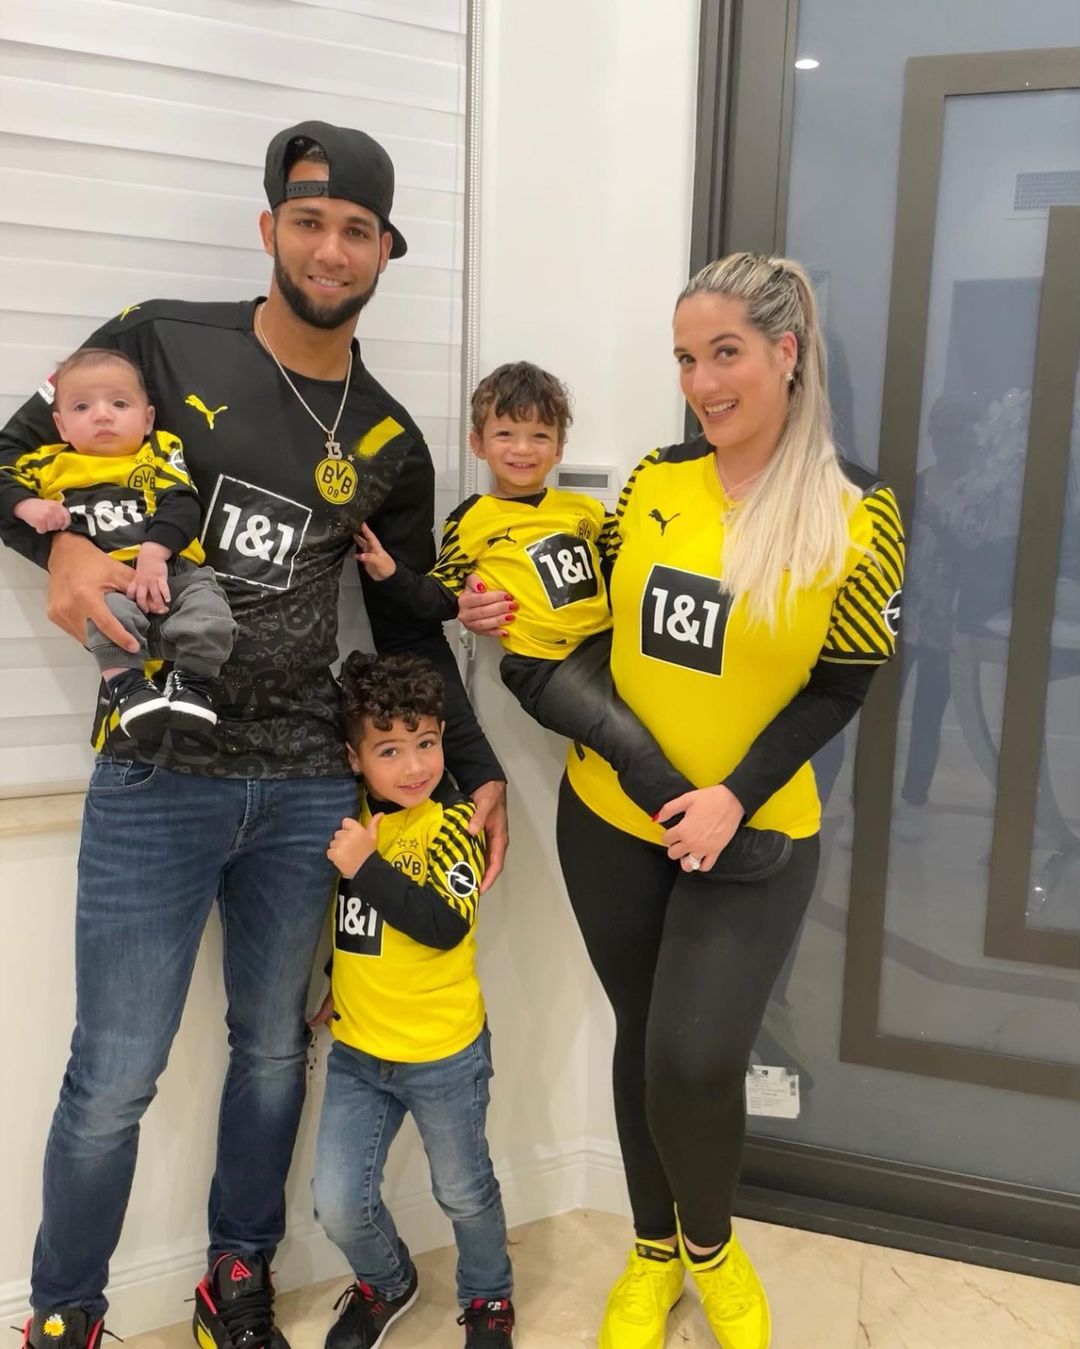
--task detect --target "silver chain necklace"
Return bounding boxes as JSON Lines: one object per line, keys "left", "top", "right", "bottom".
{"left": 255, "top": 304, "right": 353, "bottom": 458}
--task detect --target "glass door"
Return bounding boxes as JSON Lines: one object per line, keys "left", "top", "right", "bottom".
{"left": 695, "top": 0, "right": 1080, "bottom": 1275}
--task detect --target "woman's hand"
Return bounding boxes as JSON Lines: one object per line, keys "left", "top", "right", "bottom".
{"left": 656, "top": 784, "right": 745, "bottom": 873}
{"left": 457, "top": 574, "right": 515, "bottom": 637}
{"left": 327, "top": 814, "right": 382, "bottom": 879}
{"left": 353, "top": 523, "right": 397, "bottom": 580}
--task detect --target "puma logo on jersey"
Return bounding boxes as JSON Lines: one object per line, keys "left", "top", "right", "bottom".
{"left": 649, "top": 508, "right": 680, "bottom": 535}
{"left": 486, "top": 527, "right": 516, "bottom": 547}
{"left": 185, "top": 394, "right": 228, "bottom": 429}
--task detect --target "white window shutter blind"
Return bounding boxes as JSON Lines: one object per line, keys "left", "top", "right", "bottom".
{"left": 0, "top": 0, "right": 467, "bottom": 796}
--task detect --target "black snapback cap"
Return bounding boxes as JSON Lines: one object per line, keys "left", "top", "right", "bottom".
{"left": 264, "top": 120, "right": 407, "bottom": 259}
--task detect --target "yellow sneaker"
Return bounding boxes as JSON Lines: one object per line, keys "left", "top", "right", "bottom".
{"left": 598, "top": 1241, "right": 684, "bottom": 1349}
{"left": 681, "top": 1231, "right": 770, "bottom": 1349}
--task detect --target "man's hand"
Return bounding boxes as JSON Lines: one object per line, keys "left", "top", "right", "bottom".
{"left": 353, "top": 523, "right": 397, "bottom": 580}
{"left": 47, "top": 531, "right": 141, "bottom": 653}
{"left": 128, "top": 541, "right": 172, "bottom": 614}
{"left": 327, "top": 814, "right": 382, "bottom": 879}
{"left": 656, "top": 784, "right": 745, "bottom": 873}
{"left": 469, "top": 779, "right": 508, "bottom": 891}
{"left": 14, "top": 498, "right": 71, "bottom": 534}
{"left": 307, "top": 990, "right": 336, "bottom": 1028}
{"left": 457, "top": 574, "right": 516, "bottom": 638}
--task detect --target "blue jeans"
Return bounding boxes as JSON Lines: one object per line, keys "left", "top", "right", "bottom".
{"left": 31, "top": 757, "right": 358, "bottom": 1316}
{"left": 313, "top": 1027, "right": 512, "bottom": 1306}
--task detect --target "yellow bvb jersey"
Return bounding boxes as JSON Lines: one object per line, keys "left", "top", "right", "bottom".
{"left": 429, "top": 488, "right": 619, "bottom": 659}
{"left": 0, "top": 429, "right": 206, "bottom": 565}
{"left": 330, "top": 785, "right": 487, "bottom": 1063}
{"left": 566, "top": 439, "right": 905, "bottom": 841}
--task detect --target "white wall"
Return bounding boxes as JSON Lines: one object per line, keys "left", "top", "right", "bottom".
{"left": 471, "top": 0, "right": 697, "bottom": 1191}
{"left": 0, "top": 0, "right": 698, "bottom": 1332}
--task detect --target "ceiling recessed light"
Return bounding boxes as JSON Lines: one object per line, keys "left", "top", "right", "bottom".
{"left": 795, "top": 57, "right": 820, "bottom": 70}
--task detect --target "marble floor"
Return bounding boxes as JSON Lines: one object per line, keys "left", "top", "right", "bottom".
{"left": 125, "top": 1209, "right": 1078, "bottom": 1349}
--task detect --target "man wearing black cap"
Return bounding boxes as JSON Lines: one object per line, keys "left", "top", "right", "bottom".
{"left": 0, "top": 123, "right": 507, "bottom": 1349}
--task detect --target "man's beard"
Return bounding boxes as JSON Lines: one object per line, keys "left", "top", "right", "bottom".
{"left": 274, "top": 252, "right": 380, "bottom": 331}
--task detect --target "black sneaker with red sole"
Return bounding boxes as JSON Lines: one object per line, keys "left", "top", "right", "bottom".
{"left": 193, "top": 1253, "right": 289, "bottom": 1349}
{"left": 458, "top": 1299, "right": 515, "bottom": 1347}
{"left": 324, "top": 1268, "right": 419, "bottom": 1349}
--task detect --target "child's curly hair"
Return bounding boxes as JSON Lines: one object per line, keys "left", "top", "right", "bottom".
{"left": 470, "top": 361, "right": 573, "bottom": 444}
{"left": 340, "top": 651, "right": 445, "bottom": 743}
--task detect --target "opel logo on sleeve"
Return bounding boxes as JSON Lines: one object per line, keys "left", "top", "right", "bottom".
{"left": 883, "top": 588, "right": 902, "bottom": 635}
{"left": 447, "top": 861, "right": 478, "bottom": 898}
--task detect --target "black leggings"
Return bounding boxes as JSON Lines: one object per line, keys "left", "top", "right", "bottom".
{"left": 556, "top": 776, "right": 819, "bottom": 1246}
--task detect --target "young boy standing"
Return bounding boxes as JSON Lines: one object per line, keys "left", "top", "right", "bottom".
{"left": 355, "top": 361, "right": 790, "bottom": 883}
{"left": 314, "top": 652, "right": 514, "bottom": 1349}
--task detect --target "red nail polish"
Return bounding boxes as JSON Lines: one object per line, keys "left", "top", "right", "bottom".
{"left": 504, "top": 614, "right": 515, "bottom": 623}
{"left": 475, "top": 581, "right": 486, "bottom": 593}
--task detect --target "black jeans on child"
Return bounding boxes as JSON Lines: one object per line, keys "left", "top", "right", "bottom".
{"left": 500, "top": 629, "right": 691, "bottom": 820}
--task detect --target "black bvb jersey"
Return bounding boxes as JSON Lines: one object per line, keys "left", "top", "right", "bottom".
{"left": 0, "top": 299, "right": 500, "bottom": 784}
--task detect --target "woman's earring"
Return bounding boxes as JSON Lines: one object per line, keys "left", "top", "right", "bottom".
{"left": 785, "top": 370, "right": 795, "bottom": 385}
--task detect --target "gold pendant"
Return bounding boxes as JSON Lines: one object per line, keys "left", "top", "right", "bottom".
{"left": 315, "top": 454, "right": 357, "bottom": 504}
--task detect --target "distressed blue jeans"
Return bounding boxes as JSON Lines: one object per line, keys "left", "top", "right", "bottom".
{"left": 31, "top": 757, "right": 357, "bottom": 1316}
{"left": 313, "top": 1027, "right": 512, "bottom": 1306}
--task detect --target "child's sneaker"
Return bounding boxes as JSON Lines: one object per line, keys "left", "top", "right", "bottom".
{"left": 193, "top": 1253, "right": 289, "bottom": 1349}
{"left": 22, "top": 1309, "right": 103, "bottom": 1349}
{"left": 166, "top": 669, "right": 218, "bottom": 730}
{"left": 111, "top": 669, "right": 171, "bottom": 741}
{"left": 324, "top": 1270, "right": 419, "bottom": 1349}
{"left": 457, "top": 1298, "right": 514, "bottom": 1347}
{"left": 701, "top": 827, "right": 791, "bottom": 884}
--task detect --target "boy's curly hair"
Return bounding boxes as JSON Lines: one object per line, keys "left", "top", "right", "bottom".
{"left": 470, "top": 361, "right": 573, "bottom": 444}
{"left": 340, "top": 651, "right": 445, "bottom": 742}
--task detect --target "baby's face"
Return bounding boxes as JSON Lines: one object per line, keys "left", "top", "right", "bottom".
{"left": 53, "top": 360, "right": 154, "bottom": 457}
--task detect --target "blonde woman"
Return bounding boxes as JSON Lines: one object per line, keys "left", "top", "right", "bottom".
{"left": 462, "top": 254, "right": 905, "bottom": 1349}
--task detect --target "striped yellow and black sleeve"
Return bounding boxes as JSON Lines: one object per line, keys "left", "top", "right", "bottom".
{"left": 426, "top": 798, "right": 486, "bottom": 927}
{"left": 147, "top": 429, "right": 196, "bottom": 494}
{"left": 428, "top": 499, "right": 480, "bottom": 598}
{"left": 820, "top": 485, "right": 905, "bottom": 664}
{"left": 0, "top": 443, "right": 57, "bottom": 510}
{"left": 614, "top": 448, "right": 662, "bottom": 526}
{"left": 597, "top": 509, "right": 622, "bottom": 563}
{"left": 139, "top": 430, "right": 202, "bottom": 557}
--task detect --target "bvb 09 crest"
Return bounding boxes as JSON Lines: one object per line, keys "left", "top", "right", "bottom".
{"left": 315, "top": 447, "right": 358, "bottom": 505}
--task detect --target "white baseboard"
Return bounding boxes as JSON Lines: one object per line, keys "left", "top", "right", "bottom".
{"left": 1, "top": 1139, "right": 616, "bottom": 1337}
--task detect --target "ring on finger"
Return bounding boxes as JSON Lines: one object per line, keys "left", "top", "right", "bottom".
{"left": 685, "top": 853, "right": 702, "bottom": 871}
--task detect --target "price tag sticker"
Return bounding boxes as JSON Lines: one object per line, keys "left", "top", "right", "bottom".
{"left": 745, "top": 1064, "right": 801, "bottom": 1119}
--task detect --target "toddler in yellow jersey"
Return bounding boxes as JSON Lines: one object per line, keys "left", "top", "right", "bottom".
{"left": 0, "top": 348, "right": 235, "bottom": 743}
{"left": 313, "top": 651, "right": 514, "bottom": 1349}
{"left": 355, "top": 361, "right": 790, "bottom": 883}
